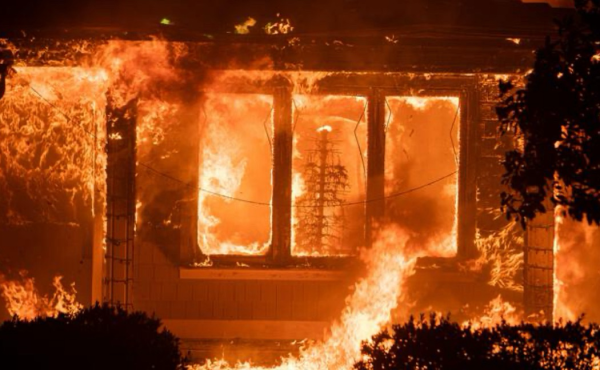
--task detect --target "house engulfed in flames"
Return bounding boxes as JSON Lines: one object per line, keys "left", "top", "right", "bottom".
{"left": 1, "top": 0, "right": 593, "bottom": 364}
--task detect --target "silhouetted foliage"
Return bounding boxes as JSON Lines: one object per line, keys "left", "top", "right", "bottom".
{"left": 355, "top": 314, "right": 600, "bottom": 370}
{"left": 497, "top": 0, "right": 600, "bottom": 226}
{"left": 0, "top": 303, "right": 185, "bottom": 370}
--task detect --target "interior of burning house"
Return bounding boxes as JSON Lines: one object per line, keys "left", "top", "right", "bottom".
{"left": 1, "top": 0, "right": 599, "bottom": 366}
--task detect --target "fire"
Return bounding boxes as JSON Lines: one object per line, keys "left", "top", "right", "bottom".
{"left": 0, "top": 66, "right": 108, "bottom": 225}
{"left": 264, "top": 15, "right": 294, "bottom": 35}
{"left": 291, "top": 95, "right": 367, "bottom": 257}
{"left": 197, "top": 93, "right": 273, "bottom": 256}
{"left": 384, "top": 96, "right": 460, "bottom": 257}
{"left": 553, "top": 207, "right": 599, "bottom": 322}
{"left": 316, "top": 125, "right": 332, "bottom": 133}
{"left": 469, "top": 220, "right": 524, "bottom": 292}
{"left": 0, "top": 272, "right": 81, "bottom": 320}
{"left": 235, "top": 17, "right": 257, "bottom": 34}
{"left": 191, "top": 226, "right": 419, "bottom": 370}
{"left": 465, "top": 295, "right": 521, "bottom": 330}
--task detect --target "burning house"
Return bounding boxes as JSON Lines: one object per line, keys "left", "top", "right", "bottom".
{"left": 1, "top": 0, "right": 598, "bottom": 366}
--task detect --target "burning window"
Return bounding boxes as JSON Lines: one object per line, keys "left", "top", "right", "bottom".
{"left": 384, "top": 97, "right": 460, "bottom": 255}
{"left": 292, "top": 95, "right": 367, "bottom": 256}
{"left": 197, "top": 93, "right": 273, "bottom": 256}
{"left": 194, "top": 72, "right": 472, "bottom": 263}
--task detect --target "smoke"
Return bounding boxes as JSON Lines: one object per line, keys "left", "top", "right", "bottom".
{"left": 384, "top": 97, "right": 460, "bottom": 256}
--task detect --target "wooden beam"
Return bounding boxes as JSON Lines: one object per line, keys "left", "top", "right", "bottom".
{"left": 457, "top": 88, "right": 479, "bottom": 259}
{"left": 163, "top": 319, "right": 330, "bottom": 340}
{"left": 270, "top": 80, "right": 293, "bottom": 264}
{"left": 179, "top": 267, "right": 349, "bottom": 281}
{"left": 365, "top": 90, "right": 386, "bottom": 246}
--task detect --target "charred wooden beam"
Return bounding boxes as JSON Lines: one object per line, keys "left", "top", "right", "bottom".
{"left": 270, "top": 79, "right": 293, "bottom": 264}
{"left": 179, "top": 103, "right": 202, "bottom": 266}
{"left": 457, "top": 87, "right": 479, "bottom": 259}
{"left": 365, "top": 89, "right": 386, "bottom": 246}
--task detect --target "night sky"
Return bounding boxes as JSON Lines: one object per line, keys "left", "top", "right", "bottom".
{"left": 0, "top": 0, "right": 572, "bottom": 36}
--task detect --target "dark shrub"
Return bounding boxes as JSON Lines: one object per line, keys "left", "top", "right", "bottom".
{"left": 355, "top": 314, "right": 600, "bottom": 370}
{"left": 0, "top": 303, "right": 184, "bottom": 370}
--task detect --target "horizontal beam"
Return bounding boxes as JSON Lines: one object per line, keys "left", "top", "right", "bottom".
{"left": 163, "top": 319, "right": 330, "bottom": 340}
{"left": 179, "top": 267, "right": 349, "bottom": 281}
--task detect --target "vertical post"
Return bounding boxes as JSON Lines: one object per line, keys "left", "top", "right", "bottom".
{"left": 91, "top": 109, "right": 105, "bottom": 304}
{"left": 270, "top": 82, "right": 293, "bottom": 264}
{"left": 365, "top": 89, "right": 386, "bottom": 246}
{"left": 457, "top": 88, "right": 479, "bottom": 259}
{"left": 316, "top": 129, "right": 329, "bottom": 250}
{"left": 179, "top": 103, "right": 201, "bottom": 265}
{"left": 524, "top": 197, "right": 555, "bottom": 322}
{"left": 104, "top": 97, "right": 137, "bottom": 310}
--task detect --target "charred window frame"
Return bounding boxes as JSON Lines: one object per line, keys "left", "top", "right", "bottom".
{"left": 183, "top": 73, "right": 479, "bottom": 267}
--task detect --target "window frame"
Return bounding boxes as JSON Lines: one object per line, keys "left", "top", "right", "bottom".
{"left": 186, "top": 72, "right": 479, "bottom": 267}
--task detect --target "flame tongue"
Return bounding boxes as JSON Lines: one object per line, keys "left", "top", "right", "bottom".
{"left": 0, "top": 272, "right": 82, "bottom": 320}
{"left": 191, "top": 226, "right": 418, "bottom": 370}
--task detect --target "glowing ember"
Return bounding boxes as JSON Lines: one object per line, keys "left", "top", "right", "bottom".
{"left": 470, "top": 220, "right": 524, "bottom": 292}
{"left": 316, "top": 125, "right": 332, "bottom": 133}
{"left": 235, "top": 17, "right": 257, "bottom": 34}
{"left": 264, "top": 15, "right": 294, "bottom": 35}
{"left": 465, "top": 295, "right": 521, "bottom": 330}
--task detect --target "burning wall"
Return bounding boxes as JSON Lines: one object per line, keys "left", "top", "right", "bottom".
{"left": 0, "top": 66, "right": 107, "bottom": 319}
{"left": 0, "top": 37, "right": 598, "bottom": 365}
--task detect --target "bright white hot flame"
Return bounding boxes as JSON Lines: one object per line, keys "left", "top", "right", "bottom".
{"left": 316, "top": 125, "right": 332, "bottom": 133}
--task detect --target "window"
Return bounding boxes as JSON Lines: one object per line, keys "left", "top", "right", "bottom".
{"left": 197, "top": 93, "right": 273, "bottom": 256}
{"left": 194, "top": 72, "right": 478, "bottom": 265}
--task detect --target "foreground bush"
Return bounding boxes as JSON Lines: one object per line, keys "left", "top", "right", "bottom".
{"left": 356, "top": 314, "right": 600, "bottom": 370}
{"left": 0, "top": 303, "right": 184, "bottom": 370}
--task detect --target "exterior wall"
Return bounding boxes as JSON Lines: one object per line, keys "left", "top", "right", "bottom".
{"left": 476, "top": 76, "right": 512, "bottom": 237}
{"left": 129, "top": 72, "right": 519, "bottom": 339}
{"left": 133, "top": 242, "right": 351, "bottom": 339}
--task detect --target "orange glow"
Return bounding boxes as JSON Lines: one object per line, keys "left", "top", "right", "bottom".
{"left": 553, "top": 208, "right": 599, "bottom": 322}
{"left": 470, "top": 220, "right": 524, "bottom": 292}
{"left": 384, "top": 96, "right": 460, "bottom": 257}
{"left": 190, "top": 225, "right": 420, "bottom": 370}
{"left": 465, "top": 295, "right": 521, "bottom": 330}
{"left": 0, "top": 66, "right": 108, "bottom": 225}
{"left": 197, "top": 93, "right": 273, "bottom": 256}
{"left": 291, "top": 95, "right": 367, "bottom": 256}
{"left": 0, "top": 272, "right": 81, "bottom": 320}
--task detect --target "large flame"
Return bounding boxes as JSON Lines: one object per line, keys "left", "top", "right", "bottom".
{"left": 0, "top": 272, "right": 81, "bottom": 320}
{"left": 197, "top": 93, "right": 273, "bottom": 256}
{"left": 0, "top": 66, "right": 108, "bottom": 225}
{"left": 191, "top": 225, "right": 419, "bottom": 370}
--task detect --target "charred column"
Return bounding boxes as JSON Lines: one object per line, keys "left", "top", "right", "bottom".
{"left": 457, "top": 88, "right": 479, "bottom": 259}
{"left": 365, "top": 90, "right": 386, "bottom": 246}
{"left": 105, "top": 97, "right": 137, "bottom": 310}
{"left": 270, "top": 81, "right": 293, "bottom": 264}
{"left": 524, "top": 197, "right": 555, "bottom": 322}
{"left": 179, "top": 103, "right": 201, "bottom": 266}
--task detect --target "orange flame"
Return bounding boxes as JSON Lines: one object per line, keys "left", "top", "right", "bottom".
{"left": 189, "top": 226, "right": 444, "bottom": 370}
{"left": 0, "top": 272, "right": 82, "bottom": 320}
